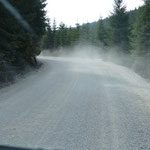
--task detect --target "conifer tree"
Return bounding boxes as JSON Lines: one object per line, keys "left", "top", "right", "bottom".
{"left": 0, "top": 0, "right": 46, "bottom": 70}
{"left": 110, "top": 0, "right": 130, "bottom": 53}
{"left": 131, "top": 0, "right": 150, "bottom": 56}
{"left": 97, "top": 18, "right": 107, "bottom": 46}
{"left": 43, "top": 20, "right": 53, "bottom": 50}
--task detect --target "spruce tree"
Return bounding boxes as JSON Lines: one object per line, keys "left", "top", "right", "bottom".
{"left": 75, "top": 23, "right": 80, "bottom": 43}
{"left": 52, "top": 19, "right": 58, "bottom": 49}
{"left": 43, "top": 20, "right": 53, "bottom": 50}
{"left": 0, "top": 0, "right": 46, "bottom": 72}
{"left": 97, "top": 18, "right": 107, "bottom": 46}
{"left": 58, "top": 22, "right": 67, "bottom": 47}
{"left": 131, "top": 0, "right": 150, "bottom": 77}
{"left": 110, "top": 0, "right": 130, "bottom": 53}
{"left": 131, "top": 0, "right": 150, "bottom": 56}
{"left": 80, "top": 23, "right": 90, "bottom": 43}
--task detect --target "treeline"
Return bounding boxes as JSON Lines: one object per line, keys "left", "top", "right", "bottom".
{"left": 43, "top": 0, "right": 139, "bottom": 50}
{"left": 43, "top": 0, "right": 150, "bottom": 78}
{"left": 43, "top": 20, "right": 80, "bottom": 50}
{"left": 0, "top": 0, "right": 46, "bottom": 82}
{"left": 98, "top": 0, "right": 150, "bottom": 78}
{"left": 1, "top": 0, "right": 149, "bottom": 82}
{"left": 43, "top": 20, "right": 99, "bottom": 51}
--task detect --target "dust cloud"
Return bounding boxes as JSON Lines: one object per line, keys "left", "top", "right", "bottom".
{"left": 40, "top": 43, "right": 132, "bottom": 67}
{"left": 39, "top": 43, "right": 150, "bottom": 109}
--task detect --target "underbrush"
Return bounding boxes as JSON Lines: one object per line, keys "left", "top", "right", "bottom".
{"left": 0, "top": 60, "right": 42, "bottom": 89}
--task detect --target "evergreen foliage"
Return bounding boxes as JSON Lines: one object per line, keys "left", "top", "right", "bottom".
{"left": 97, "top": 18, "right": 108, "bottom": 46}
{"left": 130, "top": 0, "right": 150, "bottom": 77}
{"left": 131, "top": 0, "right": 150, "bottom": 56}
{"left": 1, "top": 0, "right": 150, "bottom": 81}
{"left": 0, "top": 0, "right": 46, "bottom": 82}
{"left": 0, "top": 0, "right": 46, "bottom": 65}
{"left": 109, "top": 0, "right": 130, "bottom": 53}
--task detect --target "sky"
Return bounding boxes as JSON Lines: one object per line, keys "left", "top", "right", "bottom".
{"left": 46, "top": 0, "right": 144, "bottom": 27}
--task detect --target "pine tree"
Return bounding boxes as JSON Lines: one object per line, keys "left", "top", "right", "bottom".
{"left": 43, "top": 20, "right": 53, "bottom": 50}
{"left": 130, "top": 0, "right": 150, "bottom": 77}
{"left": 0, "top": 0, "right": 46, "bottom": 80}
{"left": 110, "top": 0, "right": 130, "bottom": 53}
{"left": 131, "top": 0, "right": 150, "bottom": 56}
{"left": 80, "top": 23, "right": 91, "bottom": 43}
{"left": 66, "top": 26, "right": 73, "bottom": 46}
{"left": 97, "top": 18, "right": 108, "bottom": 46}
{"left": 75, "top": 23, "right": 80, "bottom": 42}
{"left": 52, "top": 19, "right": 58, "bottom": 49}
{"left": 58, "top": 22, "right": 68, "bottom": 47}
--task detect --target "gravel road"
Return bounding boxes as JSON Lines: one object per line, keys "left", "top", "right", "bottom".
{"left": 0, "top": 56, "right": 150, "bottom": 150}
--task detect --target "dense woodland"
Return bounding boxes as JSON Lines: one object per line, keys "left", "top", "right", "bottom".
{"left": 0, "top": 0, "right": 46, "bottom": 82}
{"left": 0, "top": 0, "right": 150, "bottom": 83}
{"left": 43, "top": 0, "right": 150, "bottom": 78}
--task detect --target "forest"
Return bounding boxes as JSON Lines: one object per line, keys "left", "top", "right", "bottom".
{"left": 0, "top": 0, "right": 46, "bottom": 83}
{"left": 0, "top": 0, "right": 150, "bottom": 83}
{"left": 43, "top": 0, "right": 150, "bottom": 79}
